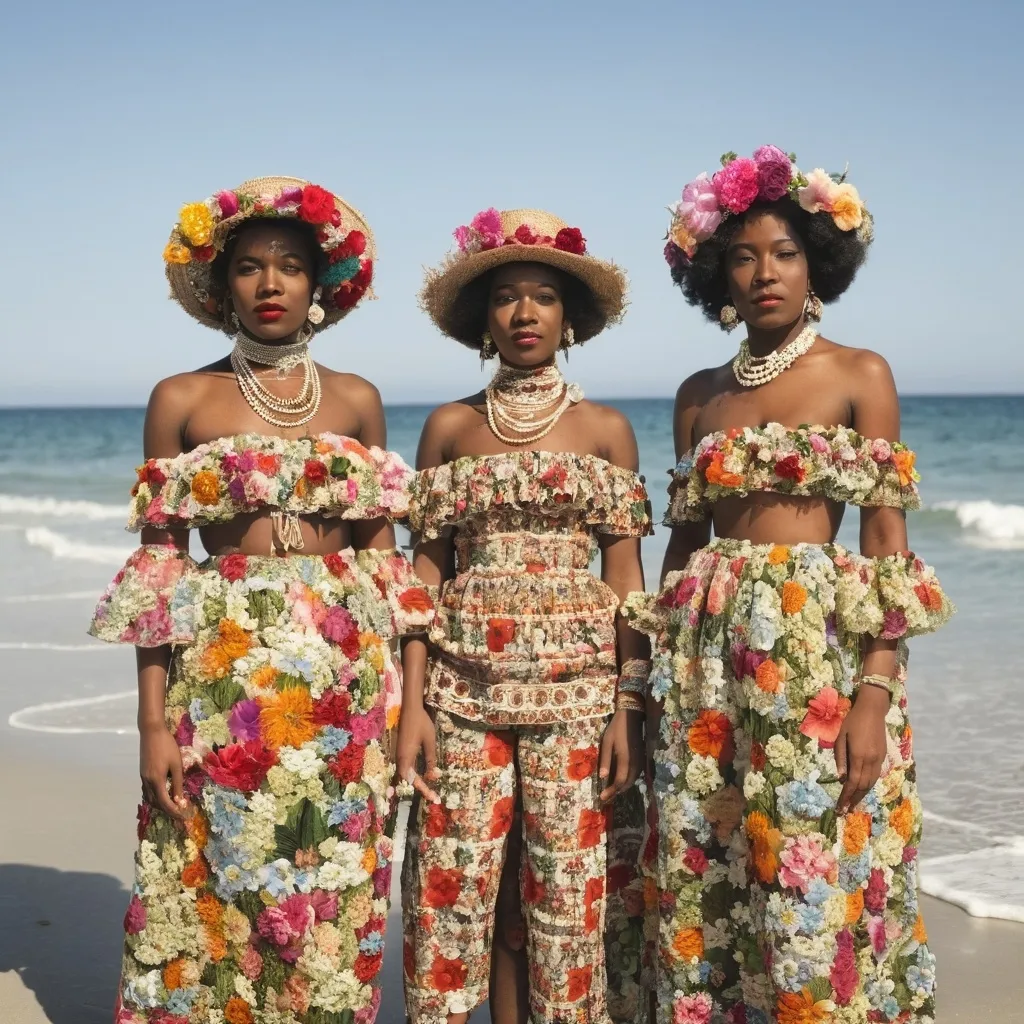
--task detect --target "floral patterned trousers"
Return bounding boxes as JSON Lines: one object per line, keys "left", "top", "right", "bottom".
{"left": 402, "top": 709, "right": 612, "bottom": 1024}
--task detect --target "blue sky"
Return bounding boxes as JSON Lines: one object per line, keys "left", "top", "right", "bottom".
{"left": 2, "top": 0, "right": 1021, "bottom": 405}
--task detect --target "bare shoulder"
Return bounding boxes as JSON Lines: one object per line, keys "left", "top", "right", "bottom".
{"left": 577, "top": 400, "right": 639, "bottom": 471}
{"left": 417, "top": 399, "right": 482, "bottom": 468}
{"left": 819, "top": 339, "right": 896, "bottom": 390}
{"left": 147, "top": 370, "right": 214, "bottom": 418}
{"left": 676, "top": 364, "right": 726, "bottom": 408}
{"left": 320, "top": 369, "right": 382, "bottom": 410}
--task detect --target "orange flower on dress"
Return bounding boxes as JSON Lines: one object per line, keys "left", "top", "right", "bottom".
{"left": 249, "top": 664, "right": 279, "bottom": 691}
{"left": 746, "top": 810, "right": 783, "bottom": 884}
{"left": 578, "top": 808, "right": 605, "bottom": 848}
{"left": 845, "top": 888, "right": 865, "bottom": 925}
{"left": 185, "top": 811, "right": 209, "bottom": 850}
{"left": 398, "top": 588, "right": 434, "bottom": 613}
{"left": 842, "top": 812, "right": 872, "bottom": 856}
{"left": 889, "top": 799, "right": 915, "bottom": 843}
{"left": 259, "top": 687, "right": 317, "bottom": 750}
{"left": 490, "top": 796, "right": 515, "bottom": 839}
{"left": 755, "top": 659, "right": 781, "bottom": 693}
{"left": 782, "top": 580, "right": 808, "bottom": 615}
{"left": 584, "top": 876, "right": 604, "bottom": 934}
{"left": 687, "top": 709, "right": 734, "bottom": 761}
{"left": 486, "top": 617, "right": 517, "bottom": 653}
{"left": 799, "top": 686, "right": 851, "bottom": 748}
{"left": 181, "top": 857, "right": 209, "bottom": 889}
{"left": 163, "top": 959, "right": 185, "bottom": 990}
{"left": 429, "top": 953, "right": 468, "bottom": 993}
{"left": 768, "top": 544, "right": 791, "bottom": 565}
{"left": 671, "top": 927, "right": 704, "bottom": 962}
{"left": 776, "top": 988, "right": 833, "bottom": 1024}
{"left": 893, "top": 449, "right": 917, "bottom": 487}
{"left": 567, "top": 964, "right": 593, "bottom": 1002}
{"left": 199, "top": 619, "right": 253, "bottom": 679}
{"left": 483, "top": 729, "right": 514, "bottom": 767}
{"left": 190, "top": 470, "right": 220, "bottom": 506}
{"left": 224, "top": 996, "right": 254, "bottom": 1024}
{"left": 913, "top": 912, "right": 928, "bottom": 943}
{"left": 567, "top": 745, "right": 599, "bottom": 781}
{"left": 914, "top": 582, "right": 944, "bottom": 611}
{"left": 195, "top": 892, "right": 223, "bottom": 926}
{"left": 705, "top": 452, "right": 743, "bottom": 488}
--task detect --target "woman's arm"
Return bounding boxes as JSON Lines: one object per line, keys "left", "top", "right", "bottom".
{"left": 348, "top": 377, "right": 400, "bottom": 554}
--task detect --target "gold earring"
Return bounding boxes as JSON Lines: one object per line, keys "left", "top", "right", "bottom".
{"left": 562, "top": 325, "right": 575, "bottom": 348}
{"left": 804, "top": 291, "right": 823, "bottom": 323}
{"left": 307, "top": 286, "right": 325, "bottom": 326}
{"left": 480, "top": 330, "right": 495, "bottom": 367}
{"left": 719, "top": 304, "right": 740, "bottom": 331}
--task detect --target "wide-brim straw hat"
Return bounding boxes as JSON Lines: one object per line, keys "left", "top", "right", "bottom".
{"left": 164, "top": 175, "right": 376, "bottom": 334}
{"left": 421, "top": 208, "right": 627, "bottom": 346}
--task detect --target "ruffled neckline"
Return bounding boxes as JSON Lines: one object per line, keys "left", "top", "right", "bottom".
{"left": 128, "top": 432, "right": 413, "bottom": 530}
{"left": 408, "top": 449, "right": 652, "bottom": 540}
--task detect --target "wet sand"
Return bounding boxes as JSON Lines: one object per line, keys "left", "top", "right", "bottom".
{"left": 0, "top": 741, "right": 1020, "bottom": 1023}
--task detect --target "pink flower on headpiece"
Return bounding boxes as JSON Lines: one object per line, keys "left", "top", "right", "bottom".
{"left": 678, "top": 172, "right": 722, "bottom": 240}
{"left": 216, "top": 191, "right": 239, "bottom": 217}
{"left": 797, "top": 168, "right": 837, "bottom": 214}
{"left": 753, "top": 145, "right": 793, "bottom": 201}
{"left": 712, "top": 157, "right": 760, "bottom": 214}
{"left": 470, "top": 207, "right": 504, "bottom": 249}
{"left": 275, "top": 186, "right": 304, "bottom": 209}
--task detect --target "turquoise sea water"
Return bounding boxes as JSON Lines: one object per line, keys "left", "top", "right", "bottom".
{"left": 1, "top": 397, "right": 1022, "bottom": 921}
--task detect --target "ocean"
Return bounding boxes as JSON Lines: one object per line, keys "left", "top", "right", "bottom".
{"left": 1, "top": 397, "right": 1022, "bottom": 923}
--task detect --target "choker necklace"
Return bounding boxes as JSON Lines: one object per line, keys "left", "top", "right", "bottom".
{"left": 485, "top": 362, "right": 583, "bottom": 445}
{"left": 230, "top": 333, "right": 321, "bottom": 427}
{"left": 732, "top": 322, "right": 818, "bottom": 388}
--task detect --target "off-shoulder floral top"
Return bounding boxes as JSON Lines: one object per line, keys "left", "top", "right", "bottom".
{"left": 408, "top": 450, "right": 652, "bottom": 726}
{"left": 667, "top": 422, "right": 921, "bottom": 524}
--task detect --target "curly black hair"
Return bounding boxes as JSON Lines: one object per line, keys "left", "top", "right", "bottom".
{"left": 667, "top": 199, "right": 870, "bottom": 326}
{"left": 447, "top": 265, "right": 605, "bottom": 351}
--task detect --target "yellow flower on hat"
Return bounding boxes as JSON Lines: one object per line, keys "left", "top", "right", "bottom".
{"left": 163, "top": 242, "right": 192, "bottom": 264}
{"left": 831, "top": 183, "right": 864, "bottom": 232}
{"left": 179, "top": 202, "right": 215, "bottom": 247}
{"left": 670, "top": 216, "right": 697, "bottom": 255}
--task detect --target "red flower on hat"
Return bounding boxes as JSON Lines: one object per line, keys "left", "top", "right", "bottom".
{"left": 554, "top": 227, "right": 586, "bottom": 254}
{"left": 298, "top": 185, "right": 336, "bottom": 225}
{"left": 514, "top": 224, "right": 539, "bottom": 245}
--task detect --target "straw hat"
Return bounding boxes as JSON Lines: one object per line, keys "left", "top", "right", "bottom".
{"left": 421, "top": 208, "right": 627, "bottom": 346}
{"left": 164, "top": 176, "right": 376, "bottom": 334}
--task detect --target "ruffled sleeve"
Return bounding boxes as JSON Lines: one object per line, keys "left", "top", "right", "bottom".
{"left": 664, "top": 455, "right": 710, "bottom": 525}
{"left": 834, "top": 550, "right": 955, "bottom": 639}
{"left": 619, "top": 588, "right": 672, "bottom": 637}
{"left": 355, "top": 548, "right": 437, "bottom": 636}
{"left": 408, "top": 452, "right": 653, "bottom": 540}
{"left": 88, "top": 544, "right": 198, "bottom": 646}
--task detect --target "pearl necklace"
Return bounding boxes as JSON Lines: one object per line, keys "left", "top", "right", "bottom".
{"left": 732, "top": 323, "right": 818, "bottom": 388}
{"left": 485, "top": 362, "right": 583, "bottom": 446}
{"left": 230, "top": 334, "right": 322, "bottom": 428}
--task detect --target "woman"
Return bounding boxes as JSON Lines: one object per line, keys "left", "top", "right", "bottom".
{"left": 624, "top": 148, "right": 954, "bottom": 1024}
{"left": 397, "top": 208, "right": 651, "bottom": 1024}
{"left": 90, "top": 177, "right": 432, "bottom": 1023}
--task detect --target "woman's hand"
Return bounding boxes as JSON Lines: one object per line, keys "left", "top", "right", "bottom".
{"left": 396, "top": 703, "right": 441, "bottom": 804}
{"left": 599, "top": 709, "right": 644, "bottom": 804}
{"left": 835, "top": 685, "right": 890, "bottom": 814}
{"left": 139, "top": 722, "right": 188, "bottom": 821}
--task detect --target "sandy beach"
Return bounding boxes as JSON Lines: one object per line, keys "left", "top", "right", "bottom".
{"left": 0, "top": 735, "right": 1020, "bottom": 1024}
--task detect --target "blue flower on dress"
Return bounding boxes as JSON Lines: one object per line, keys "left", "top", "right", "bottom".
{"left": 777, "top": 773, "right": 833, "bottom": 819}
{"left": 189, "top": 697, "right": 208, "bottom": 722}
{"left": 360, "top": 930, "right": 386, "bottom": 954}
{"left": 803, "top": 878, "right": 834, "bottom": 907}
{"left": 796, "top": 902, "right": 825, "bottom": 935}
{"left": 204, "top": 787, "right": 247, "bottom": 838}
{"left": 260, "top": 858, "right": 298, "bottom": 898}
{"left": 650, "top": 657, "right": 672, "bottom": 700}
{"left": 318, "top": 725, "right": 352, "bottom": 756}
{"left": 839, "top": 850, "right": 871, "bottom": 890}
{"left": 166, "top": 988, "right": 198, "bottom": 1013}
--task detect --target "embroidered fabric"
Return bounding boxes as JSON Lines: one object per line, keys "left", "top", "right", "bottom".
{"left": 665, "top": 423, "right": 921, "bottom": 524}
{"left": 128, "top": 432, "right": 413, "bottom": 530}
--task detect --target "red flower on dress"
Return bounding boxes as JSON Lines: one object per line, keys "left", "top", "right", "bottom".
{"left": 322, "top": 553, "right": 353, "bottom": 580}
{"left": 799, "top": 687, "right": 851, "bottom": 748}
{"left": 567, "top": 745, "right": 599, "bottom": 782}
{"left": 566, "top": 964, "right": 593, "bottom": 1002}
{"left": 398, "top": 588, "right": 434, "bottom": 614}
{"left": 424, "top": 866, "right": 463, "bottom": 909}
{"left": 554, "top": 227, "right": 587, "bottom": 254}
{"left": 424, "top": 800, "right": 449, "bottom": 839}
{"left": 303, "top": 460, "right": 328, "bottom": 486}
{"left": 522, "top": 862, "right": 546, "bottom": 905}
{"left": 218, "top": 553, "right": 249, "bottom": 582}
{"left": 483, "top": 729, "right": 514, "bottom": 767}
{"left": 204, "top": 741, "right": 277, "bottom": 792}
{"left": 312, "top": 688, "right": 352, "bottom": 727}
{"left": 429, "top": 953, "right": 468, "bottom": 993}
{"left": 328, "top": 742, "right": 365, "bottom": 784}
{"left": 540, "top": 464, "right": 568, "bottom": 489}
{"left": 489, "top": 796, "right": 515, "bottom": 839}
{"left": 584, "top": 876, "right": 604, "bottom": 933}
{"left": 577, "top": 808, "right": 606, "bottom": 849}
{"left": 298, "top": 184, "right": 336, "bottom": 224}
{"left": 486, "top": 618, "right": 517, "bottom": 653}
{"left": 774, "top": 454, "right": 807, "bottom": 482}
{"left": 354, "top": 950, "right": 384, "bottom": 983}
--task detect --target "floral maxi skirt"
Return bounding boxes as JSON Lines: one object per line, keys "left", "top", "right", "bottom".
{"left": 114, "top": 553, "right": 401, "bottom": 1024}
{"left": 623, "top": 540, "right": 953, "bottom": 1024}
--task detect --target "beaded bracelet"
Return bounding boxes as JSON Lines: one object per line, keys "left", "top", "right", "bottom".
{"left": 615, "top": 691, "right": 646, "bottom": 713}
{"left": 857, "top": 673, "right": 896, "bottom": 695}
{"left": 617, "top": 658, "right": 652, "bottom": 696}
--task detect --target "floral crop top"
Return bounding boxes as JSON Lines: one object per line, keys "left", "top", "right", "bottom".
{"left": 407, "top": 450, "right": 652, "bottom": 540}
{"left": 667, "top": 422, "right": 921, "bottom": 524}
{"left": 128, "top": 433, "right": 413, "bottom": 530}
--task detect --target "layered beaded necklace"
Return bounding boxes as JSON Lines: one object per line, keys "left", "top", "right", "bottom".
{"left": 485, "top": 361, "right": 583, "bottom": 446}
{"left": 732, "top": 322, "right": 818, "bottom": 388}
{"left": 229, "top": 333, "right": 322, "bottom": 428}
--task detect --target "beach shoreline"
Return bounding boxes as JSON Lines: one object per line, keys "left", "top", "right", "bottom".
{"left": 0, "top": 742, "right": 1022, "bottom": 1023}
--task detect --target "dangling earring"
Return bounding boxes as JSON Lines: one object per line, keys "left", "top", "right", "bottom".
{"left": 804, "top": 290, "right": 823, "bottom": 323}
{"left": 480, "top": 330, "right": 495, "bottom": 367}
{"left": 561, "top": 325, "right": 575, "bottom": 349}
{"left": 719, "top": 304, "right": 740, "bottom": 332}
{"left": 297, "top": 321, "right": 315, "bottom": 344}
{"left": 307, "top": 286, "right": 325, "bottom": 326}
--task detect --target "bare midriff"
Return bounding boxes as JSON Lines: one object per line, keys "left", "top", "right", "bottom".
{"left": 710, "top": 492, "right": 846, "bottom": 547}
{"left": 198, "top": 511, "right": 353, "bottom": 558}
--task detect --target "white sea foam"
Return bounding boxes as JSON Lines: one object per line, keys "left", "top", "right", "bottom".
{"left": 0, "top": 493, "right": 125, "bottom": 520}
{"left": 933, "top": 500, "right": 1024, "bottom": 549}
{"left": 0, "top": 642, "right": 112, "bottom": 651}
{"left": 24, "top": 526, "right": 134, "bottom": 565}
{"left": 0, "top": 591, "right": 98, "bottom": 603}
{"left": 8, "top": 690, "right": 136, "bottom": 735}
{"left": 921, "top": 843, "right": 1024, "bottom": 923}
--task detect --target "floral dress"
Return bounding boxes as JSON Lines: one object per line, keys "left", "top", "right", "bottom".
{"left": 90, "top": 433, "right": 434, "bottom": 1024}
{"left": 622, "top": 424, "right": 954, "bottom": 1024}
{"left": 399, "top": 451, "right": 652, "bottom": 1024}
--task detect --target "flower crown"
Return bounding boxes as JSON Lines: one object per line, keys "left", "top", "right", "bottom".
{"left": 665, "top": 145, "right": 871, "bottom": 267}
{"left": 163, "top": 181, "right": 373, "bottom": 315}
{"left": 454, "top": 208, "right": 587, "bottom": 256}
